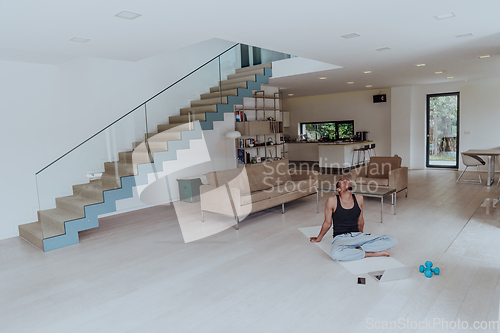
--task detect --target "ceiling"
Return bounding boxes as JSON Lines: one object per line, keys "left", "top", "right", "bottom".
{"left": 2, "top": 0, "right": 500, "bottom": 96}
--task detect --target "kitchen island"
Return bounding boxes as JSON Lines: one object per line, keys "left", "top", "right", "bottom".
{"left": 318, "top": 141, "right": 374, "bottom": 173}
{"left": 287, "top": 141, "right": 374, "bottom": 172}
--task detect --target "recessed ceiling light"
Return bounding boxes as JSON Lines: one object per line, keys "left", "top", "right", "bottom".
{"left": 416, "top": 64, "right": 426, "bottom": 67}
{"left": 341, "top": 33, "right": 360, "bottom": 39}
{"left": 447, "top": 76, "right": 454, "bottom": 79}
{"left": 455, "top": 33, "right": 473, "bottom": 38}
{"left": 434, "top": 12, "right": 456, "bottom": 20}
{"left": 363, "top": 71, "right": 372, "bottom": 74}
{"left": 347, "top": 82, "right": 354, "bottom": 84}
{"left": 288, "top": 93, "right": 294, "bottom": 96}
{"left": 69, "top": 37, "right": 91, "bottom": 43}
{"left": 318, "top": 77, "right": 327, "bottom": 80}
{"left": 375, "top": 47, "right": 391, "bottom": 52}
{"left": 479, "top": 55, "right": 491, "bottom": 58}
{"left": 115, "top": 11, "right": 142, "bottom": 20}
{"left": 435, "top": 71, "right": 444, "bottom": 74}
{"left": 366, "top": 85, "right": 372, "bottom": 88}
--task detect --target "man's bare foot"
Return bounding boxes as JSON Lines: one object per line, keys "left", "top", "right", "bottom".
{"left": 365, "top": 250, "right": 391, "bottom": 258}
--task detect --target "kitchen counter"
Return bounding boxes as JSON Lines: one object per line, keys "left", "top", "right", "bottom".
{"left": 319, "top": 141, "right": 374, "bottom": 171}
{"left": 286, "top": 141, "right": 374, "bottom": 164}
{"left": 319, "top": 141, "right": 373, "bottom": 146}
{"left": 288, "top": 141, "right": 370, "bottom": 145}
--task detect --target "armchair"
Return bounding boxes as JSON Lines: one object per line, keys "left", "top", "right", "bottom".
{"left": 351, "top": 156, "right": 408, "bottom": 196}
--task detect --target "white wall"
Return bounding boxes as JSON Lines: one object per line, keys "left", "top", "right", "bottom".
{"left": 390, "top": 86, "right": 413, "bottom": 167}
{"left": 0, "top": 38, "right": 236, "bottom": 240}
{"left": 391, "top": 76, "right": 500, "bottom": 170}
{"left": 284, "top": 88, "right": 392, "bottom": 157}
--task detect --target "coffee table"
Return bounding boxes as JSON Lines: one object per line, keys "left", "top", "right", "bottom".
{"left": 318, "top": 184, "right": 396, "bottom": 223}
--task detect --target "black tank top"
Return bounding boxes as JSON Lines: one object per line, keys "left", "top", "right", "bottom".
{"left": 333, "top": 194, "right": 361, "bottom": 237}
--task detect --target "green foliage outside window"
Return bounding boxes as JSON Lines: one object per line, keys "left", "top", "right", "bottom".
{"left": 304, "top": 123, "right": 336, "bottom": 140}
{"left": 338, "top": 122, "right": 354, "bottom": 139}
{"left": 300, "top": 121, "right": 354, "bottom": 141}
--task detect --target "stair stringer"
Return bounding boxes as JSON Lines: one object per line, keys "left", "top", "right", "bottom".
{"left": 41, "top": 68, "right": 273, "bottom": 251}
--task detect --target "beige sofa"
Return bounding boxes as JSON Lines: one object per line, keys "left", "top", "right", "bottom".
{"left": 200, "top": 159, "right": 318, "bottom": 229}
{"left": 351, "top": 156, "right": 408, "bottom": 195}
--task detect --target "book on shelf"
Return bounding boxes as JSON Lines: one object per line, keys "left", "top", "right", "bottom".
{"left": 237, "top": 149, "right": 245, "bottom": 164}
{"left": 234, "top": 110, "right": 247, "bottom": 122}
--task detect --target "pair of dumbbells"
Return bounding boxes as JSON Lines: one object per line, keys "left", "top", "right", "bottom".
{"left": 419, "top": 261, "right": 440, "bottom": 278}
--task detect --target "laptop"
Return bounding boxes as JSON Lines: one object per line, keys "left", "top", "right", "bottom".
{"left": 368, "top": 265, "right": 415, "bottom": 282}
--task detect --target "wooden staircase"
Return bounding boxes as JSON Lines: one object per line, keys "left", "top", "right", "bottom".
{"left": 18, "top": 63, "right": 273, "bottom": 251}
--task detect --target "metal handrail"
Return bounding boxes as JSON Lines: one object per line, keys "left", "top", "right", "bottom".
{"left": 36, "top": 43, "right": 240, "bottom": 175}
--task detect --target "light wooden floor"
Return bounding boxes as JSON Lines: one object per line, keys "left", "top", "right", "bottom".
{"left": 1, "top": 170, "right": 500, "bottom": 333}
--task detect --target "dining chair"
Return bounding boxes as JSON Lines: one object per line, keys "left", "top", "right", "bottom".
{"left": 456, "top": 152, "right": 485, "bottom": 184}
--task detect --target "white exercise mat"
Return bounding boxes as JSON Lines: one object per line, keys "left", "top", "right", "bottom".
{"left": 299, "top": 226, "right": 404, "bottom": 275}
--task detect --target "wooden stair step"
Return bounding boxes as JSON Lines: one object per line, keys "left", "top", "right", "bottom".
{"left": 169, "top": 113, "right": 206, "bottom": 124}
{"left": 200, "top": 89, "right": 238, "bottom": 100}
{"left": 157, "top": 122, "right": 192, "bottom": 132}
{"left": 38, "top": 208, "right": 81, "bottom": 233}
{"left": 104, "top": 161, "right": 135, "bottom": 176}
{"left": 73, "top": 180, "right": 120, "bottom": 201}
{"left": 235, "top": 63, "right": 272, "bottom": 74}
{"left": 180, "top": 105, "right": 217, "bottom": 115}
{"left": 132, "top": 140, "right": 168, "bottom": 152}
{"left": 220, "top": 75, "right": 256, "bottom": 86}
{"left": 210, "top": 82, "right": 247, "bottom": 93}
{"left": 100, "top": 172, "right": 127, "bottom": 186}
{"left": 18, "top": 222, "right": 44, "bottom": 250}
{"left": 146, "top": 131, "right": 182, "bottom": 141}
{"left": 118, "top": 151, "right": 150, "bottom": 165}
{"left": 56, "top": 195, "right": 102, "bottom": 217}
{"left": 227, "top": 68, "right": 265, "bottom": 80}
{"left": 190, "top": 96, "right": 227, "bottom": 107}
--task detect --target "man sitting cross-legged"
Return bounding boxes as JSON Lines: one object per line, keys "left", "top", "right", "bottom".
{"left": 310, "top": 178, "right": 397, "bottom": 261}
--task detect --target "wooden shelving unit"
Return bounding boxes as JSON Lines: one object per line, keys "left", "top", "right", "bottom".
{"left": 235, "top": 91, "right": 285, "bottom": 165}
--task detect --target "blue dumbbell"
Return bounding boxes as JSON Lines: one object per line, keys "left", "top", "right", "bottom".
{"left": 420, "top": 261, "right": 440, "bottom": 278}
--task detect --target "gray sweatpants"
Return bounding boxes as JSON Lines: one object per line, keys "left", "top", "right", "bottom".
{"left": 330, "top": 232, "right": 397, "bottom": 261}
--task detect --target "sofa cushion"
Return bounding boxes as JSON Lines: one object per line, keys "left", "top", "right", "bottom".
{"left": 246, "top": 164, "right": 273, "bottom": 192}
{"left": 240, "top": 178, "right": 316, "bottom": 206}
{"left": 275, "top": 179, "right": 316, "bottom": 194}
{"left": 240, "top": 189, "right": 270, "bottom": 206}
{"left": 263, "top": 159, "right": 292, "bottom": 187}
{"left": 356, "top": 177, "right": 389, "bottom": 187}
{"left": 206, "top": 168, "right": 251, "bottom": 195}
{"left": 247, "top": 185, "right": 317, "bottom": 214}
{"left": 245, "top": 159, "right": 291, "bottom": 192}
{"left": 367, "top": 156, "right": 402, "bottom": 179}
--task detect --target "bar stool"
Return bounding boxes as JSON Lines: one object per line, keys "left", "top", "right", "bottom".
{"left": 367, "top": 143, "right": 376, "bottom": 157}
{"left": 351, "top": 146, "right": 369, "bottom": 168}
{"left": 362, "top": 145, "right": 370, "bottom": 165}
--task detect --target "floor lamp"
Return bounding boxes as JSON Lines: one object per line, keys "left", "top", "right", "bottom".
{"left": 225, "top": 130, "right": 241, "bottom": 229}
{"left": 225, "top": 130, "right": 241, "bottom": 169}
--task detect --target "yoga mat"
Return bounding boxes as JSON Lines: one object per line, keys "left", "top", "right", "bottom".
{"left": 299, "top": 226, "right": 404, "bottom": 275}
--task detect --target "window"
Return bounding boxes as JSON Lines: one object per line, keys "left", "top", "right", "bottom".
{"left": 300, "top": 120, "right": 354, "bottom": 141}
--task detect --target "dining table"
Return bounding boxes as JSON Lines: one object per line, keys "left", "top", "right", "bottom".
{"left": 462, "top": 149, "right": 500, "bottom": 186}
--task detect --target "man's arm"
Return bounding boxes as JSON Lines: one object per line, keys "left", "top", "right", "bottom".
{"left": 356, "top": 194, "right": 365, "bottom": 233}
{"left": 310, "top": 196, "right": 335, "bottom": 242}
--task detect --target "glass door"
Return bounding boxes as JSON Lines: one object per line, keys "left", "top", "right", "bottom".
{"left": 426, "top": 92, "right": 460, "bottom": 168}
